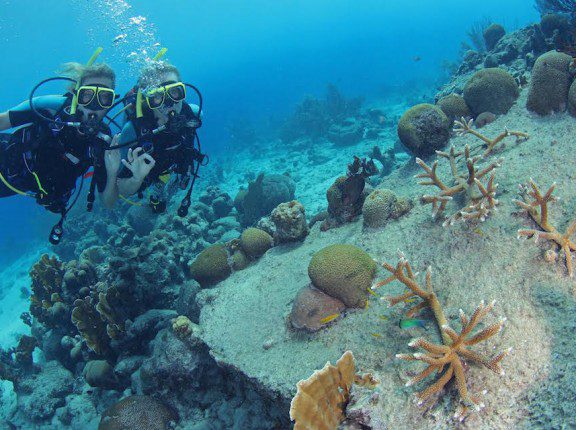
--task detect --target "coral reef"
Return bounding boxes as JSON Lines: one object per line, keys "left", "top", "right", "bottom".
{"left": 396, "top": 300, "right": 509, "bottom": 420}
{"left": 463, "top": 68, "right": 519, "bottom": 116}
{"left": 514, "top": 179, "right": 576, "bottom": 278}
{"left": 526, "top": 50, "right": 573, "bottom": 115}
{"left": 415, "top": 144, "right": 502, "bottom": 226}
{"left": 397, "top": 104, "right": 451, "bottom": 157}
{"left": 308, "top": 244, "right": 376, "bottom": 308}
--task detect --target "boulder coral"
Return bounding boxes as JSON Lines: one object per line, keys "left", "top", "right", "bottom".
{"left": 436, "top": 94, "right": 471, "bottom": 122}
{"left": 463, "top": 68, "right": 519, "bottom": 116}
{"left": 397, "top": 104, "right": 451, "bottom": 157}
{"left": 362, "top": 189, "right": 413, "bottom": 228}
{"left": 308, "top": 244, "right": 376, "bottom": 308}
{"left": 270, "top": 200, "right": 309, "bottom": 243}
{"left": 527, "top": 50, "right": 573, "bottom": 115}
{"left": 240, "top": 227, "right": 274, "bottom": 259}
{"left": 189, "top": 244, "right": 231, "bottom": 287}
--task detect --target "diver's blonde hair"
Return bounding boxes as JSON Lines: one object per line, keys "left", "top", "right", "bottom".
{"left": 137, "top": 61, "right": 181, "bottom": 90}
{"left": 58, "top": 62, "right": 116, "bottom": 90}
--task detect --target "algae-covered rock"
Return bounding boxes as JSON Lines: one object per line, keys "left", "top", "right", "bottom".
{"left": 231, "top": 249, "right": 250, "bottom": 270}
{"left": 240, "top": 227, "right": 273, "bottom": 259}
{"left": 99, "top": 395, "right": 178, "bottom": 430}
{"left": 436, "top": 94, "right": 471, "bottom": 122}
{"left": 189, "top": 244, "right": 231, "bottom": 287}
{"left": 483, "top": 23, "right": 505, "bottom": 51}
{"left": 527, "top": 50, "right": 573, "bottom": 115}
{"left": 238, "top": 173, "right": 296, "bottom": 225}
{"left": 362, "top": 189, "right": 413, "bottom": 228}
{"left": 308, "top": 244, "right": 376, "bottom": 308}
{"left": 540, "top": 13, "right": 570, "bottom": 38}
{"left": 289, "top": 285, "right": 346, "bottom": 332}
{"left": 270, "top": 200, "right": 309, "bottom": 243}
{"left": 463, "top": 68, "right": 519, "bottom": 116}
{"left": 397, "top": 104, "right": 450, "bottom": 157}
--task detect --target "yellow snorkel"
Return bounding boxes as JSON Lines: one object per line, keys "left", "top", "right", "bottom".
{"left": 69, "top": 47, "right": 104, "bottom": 115}
{"left": 136, "top": 47, "right": 168, "bottom": 118}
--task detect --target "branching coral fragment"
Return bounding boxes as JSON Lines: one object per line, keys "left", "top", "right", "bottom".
{"left": 513, "top": 179, "right": 576, "bottom": 277}
{"left": 453, "top": 117, "right": 528, "bottom": 158}
{"left": 415, "top": 145, "right": 502, "bottom": 226}
{"left": 374, "top": 253, "right": 450, "bottom": 344}
{"left": 396, "top": 300, "right": 509, "bottom": 420}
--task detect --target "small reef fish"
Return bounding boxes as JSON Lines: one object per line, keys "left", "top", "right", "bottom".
{"left": 319, "top": 313, "right": 340, "bottom": 324}
{"left": 371, "top": 333, "right": 382, "bottom": 338}
{"left": 112, "top": 33, "right": 127, "bottom": 45}
{"left": 413, "top": 56, "right": 421, "bottom": 62}
{"left": 403, "top": 297, "right": 417, "bottom": 304}
{"left": 399, "top": 318, "right": 427, "bottom": 330}
{"left": 473, "top": 227, "right": 484, "bottom": 236}
{"left": 378, "top": 315, "right": 388, "bottom": 321}
{"left": 367, "top": 288, "right": 378, "bottom": 297}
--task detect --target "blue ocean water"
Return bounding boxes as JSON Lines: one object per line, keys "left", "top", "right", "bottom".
{"left": 0, "top": 1, "right": 537, "bottom": 264}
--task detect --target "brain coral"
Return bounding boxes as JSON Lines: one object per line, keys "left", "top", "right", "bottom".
{"left": 308, "top": 244, "right": 376, "bottom": 308}
{"left": 463, "top": 68, "right": 519, "bottom": 116}
{"left": 397, "top": 104, "right": 450, "bottom": 157}
{"left": 99, "top": 395, "right": 177, "bottom": 430}
{"left": 240, "top": 227, "right": 274, "bottom": 259}
{"left": 436, "top": 94, "right": 471, "bottom": 122}
{"left": 362, "top": 189, "right": 413, "bottom": 228}
{"left": 526, "top": 50, "right": 573, "bottom": 115}
{"left": 189, "top": 244, "right": 231, "bottom": 287}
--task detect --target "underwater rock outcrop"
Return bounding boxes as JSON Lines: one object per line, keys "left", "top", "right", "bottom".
{"left": 308, "top": 244, "right": 376, "bottom": 308}
{"left": 397, "top": 103, "right": 451, "bottom": 157}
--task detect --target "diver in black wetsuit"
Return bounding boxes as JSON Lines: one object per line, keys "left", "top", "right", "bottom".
{"left": 116, "top": 60, "right": 205, "bottom": 216}
{"left": 0, "top": 56, "right": 121, "bottom": 244}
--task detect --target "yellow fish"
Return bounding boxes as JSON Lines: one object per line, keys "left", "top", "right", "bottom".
{"left": 404, "top": 297, "right": 417, "bottom": 304}
{"left": 320, "top": 313, "right": 340, "bottom": 324}
{"left": 367, "top": 288, "right": 378, "bottom": 297}
{"left": 371, "top": 333, "right": 382, "bottom": 338}
{"left": 378, "top": 315, "right": 389, "bottom": 321}
{"left": 473, "top": 227, "right": 484, "bottom": 236}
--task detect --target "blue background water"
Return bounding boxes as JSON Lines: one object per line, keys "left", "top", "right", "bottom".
{"left": 0, "top": 0, "right": 538, "bottom": 264}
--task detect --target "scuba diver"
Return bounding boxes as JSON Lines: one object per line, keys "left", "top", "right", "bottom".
{"left": 0, "top": 49, "right": 120, "bottom": 244}
{"left": 116, "top": 58, "right": 205, "bottom": 216}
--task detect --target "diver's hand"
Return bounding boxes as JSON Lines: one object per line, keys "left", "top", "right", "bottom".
{"left": 104, "top": 135, "right": 121, "bottom": 175}
{"left": 121, "top": 147, "right": 156, "bottom": 181}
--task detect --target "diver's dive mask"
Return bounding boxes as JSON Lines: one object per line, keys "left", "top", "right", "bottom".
{"left": 76, "top": 85, "right": 116, "bottom": 110}
{"left": 145, "top": 81, "right": 186, "bottom": 110}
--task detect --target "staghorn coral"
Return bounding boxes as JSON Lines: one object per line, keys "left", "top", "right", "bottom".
{"left": 513, "top": 179, "right": 576, "bottom": 277}
{"left": 289, "top": 350, "right": 356, "bottom": 430}
{"left": 374, "top": 254, "right": 450, "bottom": 344}
{"left": 396, "top": 300, "right": 509, "bottom": 420}
{"left": 453, "top": 117, "right": 529, "bottom": 158}
{"left": 415, "top": 144, "right": 502, "bottom": 226}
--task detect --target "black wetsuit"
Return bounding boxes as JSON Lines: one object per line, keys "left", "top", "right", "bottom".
{"left": 0, "top": 96, "right": 109, "bottom": 213}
